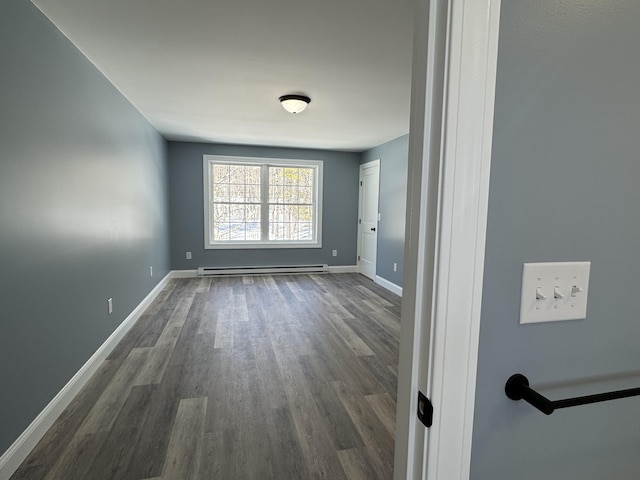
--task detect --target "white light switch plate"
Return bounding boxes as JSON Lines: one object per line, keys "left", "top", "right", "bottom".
{"left": 520, "top": 262, "right": 590, "bottom": 324}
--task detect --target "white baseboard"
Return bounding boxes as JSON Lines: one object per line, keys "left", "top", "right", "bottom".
{"left": 0, "top": 273, "right": 172, "bottom": 480}
{"left": 375, "top": 275, "right": 403, "bottom": 297}
{"left": 327, "top": 265, "right": 358, "bottom": 273}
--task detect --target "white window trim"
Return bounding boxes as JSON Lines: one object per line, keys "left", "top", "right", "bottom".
{"left": 203, "top": 155, "right": 323, "bottom": 249}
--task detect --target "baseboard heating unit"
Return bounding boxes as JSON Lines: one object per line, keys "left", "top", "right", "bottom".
{"left": 197, "top": 264, "right": 329, "bottom": 276}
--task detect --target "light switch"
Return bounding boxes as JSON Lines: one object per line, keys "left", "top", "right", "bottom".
{"left": 520, "top": 262, "right": 590, "bottom": 324}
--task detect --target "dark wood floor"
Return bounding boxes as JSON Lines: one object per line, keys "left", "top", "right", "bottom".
{"left": 11, "top": 273, "right": 401, "bottom": 480}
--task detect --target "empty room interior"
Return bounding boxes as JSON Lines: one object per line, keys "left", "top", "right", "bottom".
{"left": 1, "top": 0, "right": 412, "bottom": 478}
{"left": 5, "top": 0, "right": 640, "bottom": 479}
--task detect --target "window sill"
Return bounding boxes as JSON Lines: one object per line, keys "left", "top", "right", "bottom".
{"left": 205, "top": 242, "right": 322, "bottom": 250}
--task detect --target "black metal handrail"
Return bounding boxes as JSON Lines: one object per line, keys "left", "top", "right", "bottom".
{"left": 505, "top": 373, "right": 640, "bottom": 415}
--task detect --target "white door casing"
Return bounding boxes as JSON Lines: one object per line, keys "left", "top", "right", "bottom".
{"left": 357, "top": 160, "right": 380, "bottom": 280}
{"left": 394, "top": 0, "right": 501, "bottom": 479}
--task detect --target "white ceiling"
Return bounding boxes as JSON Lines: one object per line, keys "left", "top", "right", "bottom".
{"left": 32, "top": 0, "right": 415, "bottom": 152}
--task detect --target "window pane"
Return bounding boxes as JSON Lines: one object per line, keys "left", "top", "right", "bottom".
{"left": 213, "top": 184, "right": 229, "bottom": 202}
{"left": 268, "top": 205, "right": 313, "bottom": 241}
{"left": 299, "top": 168, "right": 314, "bottom": 187}
{"left": 269, "top": 205, "right": 284, "bottom": 240}
{"left": 267, "top": 167, "right": 314, "bottom": 205}
{"left": 269, "top": 185, "right": 284, "bottom": 203}
{"left": 284, "top": 205, "right": 299, "bottom": 223}
{"left": 269, "top": 227, "right": 283, "bottom": 241}
{"left": 229, "top": 165, "right": 246, "bottom": 184}
{"left": 229, "top": 184, "right": 245, "bottom": 203}
{"left": 210, "top": 163, "right": 263, "bottom": 242}
{"left": 212, "top": 205, "right": 262, "bottom": 242}
{"left": 246, "top": 222, "right": 260, "bottom": 240}
{"left": 215, "top": 224, "right": 230, "bottom": 240}
{"left": 213, "top": 164, "right": 230, "bottom": 183}
{"left": 245, "top": 166, "right": 261, "bottom": 185}
{"left": 280, "top": 185, "right": 294, "bottom": 204}
{"left": 298, "top": 187, "right": 313, "bottom": 204}
{"left": 246, "top": 205, "right": 260, "bottom": 222}
{"left": 299, "top": 223, "right": 312, "bottom": 240}
{"left": 269, "top": 204, "right": 284, "bottom": 223}
{"left": 229, "top": 205, "right": 245, "bottom": 222}
{"left": 213, "top": 204, "right": 230, "bottom": 223}
{"left": 299, "top": 205, "right": 312, "bottom": 221}
{"left": 229, "top": 223, "right": 245, "bottom": 240}
{"left": 270, "top": 167, "right": 284, "bottom": 186}
{"left": 283, "top": 167, "right": 299, "bottom": 186}
{"left": 212, "top": 203, "right": 228, "bottom": 241}
{"left": 246, "top": 185, "right": 261, "bottom": 203}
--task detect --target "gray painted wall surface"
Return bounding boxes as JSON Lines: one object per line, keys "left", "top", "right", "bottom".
{"left": 168, "top": 142, "right": 359, "bottom": 270}
{"left": 0, "top": 0, "right": 170, "bottom": 453}
{"left": 360, "top": 134, "right": 408, "bottom": 287}
{"left": 471, "top": 2, "right": 640, "bottom": 478}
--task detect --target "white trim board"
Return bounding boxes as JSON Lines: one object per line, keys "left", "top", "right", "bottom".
{"left": 394, "top": 0, "right": 501, "bottom": 478}
{"left": 375, "top": 275, "right": 403, "bottom": 297}
{"left": 424, "top": 1, "right": 500, "bottom": 478}
{"left": 0, "top": 273, "right": 173, "bottom": 480}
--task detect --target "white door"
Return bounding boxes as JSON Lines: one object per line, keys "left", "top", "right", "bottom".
{"left": 393, "top": 0, "right": 501, "bottom": 479}
{"left": 357, "top": 160, "right": 380, "bottom": 280}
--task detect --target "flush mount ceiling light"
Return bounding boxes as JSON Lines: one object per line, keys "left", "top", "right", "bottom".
{"left": 279, "top": 94, "right": 311, "bottom": 114}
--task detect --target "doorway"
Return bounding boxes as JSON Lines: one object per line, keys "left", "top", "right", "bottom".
{"left": 357, "top": 160, "right": 380, "bottom": 281}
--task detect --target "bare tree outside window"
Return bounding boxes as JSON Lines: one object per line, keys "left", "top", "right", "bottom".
{"left": 211, "top": 164, "right": 261, "bottom": 241}
{"left": 268, "top": 166, "right": 314, "bottom": 241}
{"left": 204, "top": 156, "right": 322, "bottom": 248}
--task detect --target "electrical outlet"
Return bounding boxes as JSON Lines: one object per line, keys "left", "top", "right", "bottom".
{"left": 107, "top": 298, "right": 113, "bottom": 315}
{"left": 186, "top": 251, "right": 192, "bottom": 260}
{"left": 150, "top": 266, "right": 153, "bottom": 277}
{"left": 332, "top": 249, "right": 338, "bottom": 257}
{"left": 393, "top": 263, "right": 397, "bottom": 272}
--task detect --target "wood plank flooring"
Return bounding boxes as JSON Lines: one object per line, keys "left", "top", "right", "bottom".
{"left": 11, "top": 273, "right": 401, "bottom": 480}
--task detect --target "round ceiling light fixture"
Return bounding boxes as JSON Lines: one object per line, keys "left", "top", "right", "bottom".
{"left": 279, "top": 94, "right": 311, "bottom": 114}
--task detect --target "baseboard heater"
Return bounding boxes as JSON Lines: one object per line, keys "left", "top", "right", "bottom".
{"left": 197, "top": 264, "right": 329, "bottom": 277}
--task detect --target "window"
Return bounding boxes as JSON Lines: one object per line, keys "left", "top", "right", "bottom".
{"left": 203, "top": 155, "right": 323, "bottom": 249}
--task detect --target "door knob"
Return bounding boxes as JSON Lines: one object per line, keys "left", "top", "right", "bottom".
{"left": 371, "top": 227, "right": 376, "bottom": 232}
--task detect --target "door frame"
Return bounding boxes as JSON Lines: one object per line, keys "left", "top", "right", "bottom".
{"left": 357, "top": 159, "right": 380, "bottom": 280}
{"left": 394, "top": 0, "right": 502, "bottom": 479}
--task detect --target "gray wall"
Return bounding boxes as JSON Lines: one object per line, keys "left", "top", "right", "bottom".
{"left": 168, "top": 141, "right": 359, "bottom": 270}
{"left": 361, "top": 134, "right": 408, "bottom": 287}
{"left": 0, "top": 0, "right": 170, "bottom": 454}
{"left": 471, "top": 1, "right": 640, "bottom": 478}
